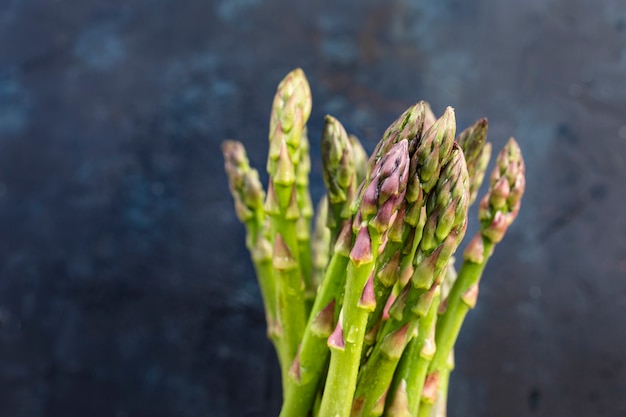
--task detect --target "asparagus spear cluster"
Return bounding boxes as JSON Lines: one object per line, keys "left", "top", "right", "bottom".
{"left": 222, "top": 68, "right": 526, "bottom": 417}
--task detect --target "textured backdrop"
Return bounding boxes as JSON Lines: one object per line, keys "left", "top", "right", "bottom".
{"left": 1, "top": 1, "right": 625, "bottom": 416}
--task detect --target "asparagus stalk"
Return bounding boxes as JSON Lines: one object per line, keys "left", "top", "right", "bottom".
{"left": 356, "top": 144, "right": 469, "bottom": 417}
{"left": 319, "top": 139, "right": 410, "bottom": 417}
{"left": 428, "top": 262, "right": 457, "bottom": 417}
{"left": 280, "top": 220, "right": 354, "bottom": 417}
{"left": 418, "top": 138, "right": 526, "bottom": 417}
{"left": 389, "top": 259, "right": 457, "bottom": 417}
{"left": 265, "top": 68, "right": 312, "bottom": 379}
{"left": 455, "top": 118, "right": 490, "bottom": 205}
{"left": 321, "top": 115, "right": 358, "bottom": 244}
{"left": 222, "top": 140, "right": 278, "bottom": 337}
{"left": 386, "top": 286, "right": 440, "bottom": 417}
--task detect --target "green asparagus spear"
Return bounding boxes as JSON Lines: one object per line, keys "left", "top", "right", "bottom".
{"left": 319, "top": 139, "right": 410, "bottom": 417}
{"left": 418, "top": 138, "right": 525, "bottom": 417}
{"left": 455, "top": 118, "right": 490, "bottom": 205}
{"left": 266, "top": 68, "right": 312, "bottom": 381}
{"left": 222, "top": 141, "right": 279, "bottom": 336}
{"left": 321, "top": 115, "right": 358, "bottom": 243}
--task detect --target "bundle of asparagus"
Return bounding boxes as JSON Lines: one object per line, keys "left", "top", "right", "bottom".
{"left": 222, "top": 68, "right": 525, "bottom": 417}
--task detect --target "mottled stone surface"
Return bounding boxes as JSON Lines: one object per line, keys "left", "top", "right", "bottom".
{"left": 1, "top": 0, "right": 625, "bottom": 416}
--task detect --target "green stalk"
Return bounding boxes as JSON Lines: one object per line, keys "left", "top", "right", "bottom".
{"left": 429, "top": 240, "right": 492, "bottom": 371}
{"left": 321, "top": 242, "right": 380, "bottom": 417}
{"left": 280, "top": 221, "right": 353, "bottom": 417}
{"left": 266, "top": 173, "right": 307, "bottom": 380}
{"left": 265, "top": 68, "right": 312, "bottom": 380}
{"left": 354, "top": 321, "right": 412, "bottom": 417}
{"left": 386, "top": 287, "right": 440, "bottom": 416}
{"left": 250, "top": 237, "right": 280, "bottom": 340}
{"left": 221, "top": 140, "right": 279, "bottom": 339}
{"left": 355, "top": 281, "right": 429, "bottom": 417}
{"left": 273, "top": 232, "right": 309, "bottom": 386}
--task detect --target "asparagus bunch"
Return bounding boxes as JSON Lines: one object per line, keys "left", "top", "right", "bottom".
{"left": 222, "top": 68, "right": 526, "bottom": 417}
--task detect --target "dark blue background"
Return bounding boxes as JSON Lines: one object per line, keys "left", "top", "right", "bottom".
{"left": 1, "top": 1, "right": 625, "bottom": 416}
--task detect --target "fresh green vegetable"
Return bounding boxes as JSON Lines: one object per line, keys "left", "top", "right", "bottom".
{"left": 222, "top": 68, "right": 526, "bottom": 417}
